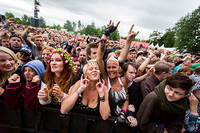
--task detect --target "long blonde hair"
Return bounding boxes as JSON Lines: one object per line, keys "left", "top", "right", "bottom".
{"left": 0, "top": 47, "right": 21, "bottom": 87}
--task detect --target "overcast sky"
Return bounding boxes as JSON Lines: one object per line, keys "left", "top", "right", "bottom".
{"left": 0, "top": 0, "right": 199, "bottom": 39}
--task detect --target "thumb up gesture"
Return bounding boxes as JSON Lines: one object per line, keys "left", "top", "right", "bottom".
{"left": 38, "top": 87, "right": 49, "bottom": 102}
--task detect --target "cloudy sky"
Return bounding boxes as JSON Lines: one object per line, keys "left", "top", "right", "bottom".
{"left": 0, "top": 0, "right": 199, "bottom": 39}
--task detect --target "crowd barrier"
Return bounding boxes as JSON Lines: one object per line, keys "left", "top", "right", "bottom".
{"left": 0, "top": 102, "right": 139, "bottom": 133}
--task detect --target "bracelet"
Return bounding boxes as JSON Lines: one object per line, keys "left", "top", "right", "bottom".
{"left": 99, "top": 96, "right": 105, "bottom": 102}
{"left": 76, "top": 90, "right": 81, "bottom": 95}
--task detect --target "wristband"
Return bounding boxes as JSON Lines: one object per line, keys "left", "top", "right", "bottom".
{"left": 99, "top": 96, "right": 105, "bottom": 102}
{"left": 76, "top": 90, "right": 81, "bottom": 96}
{"left": 121, "top": 108, "right": 127, "bottom": 113}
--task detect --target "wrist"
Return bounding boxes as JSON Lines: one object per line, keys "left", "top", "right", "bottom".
{"left": 98, "top": 92, "right": 104, "bottom": 97}
{"left": 98, "top": 95, "right": 105, "bottom": 102}
{"left": 78, "top": 87, "right": 84, "bottom": 93}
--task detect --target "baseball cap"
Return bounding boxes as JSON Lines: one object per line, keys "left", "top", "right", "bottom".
{"left": 19, "top": 46, "right": 32, "bottom": 56}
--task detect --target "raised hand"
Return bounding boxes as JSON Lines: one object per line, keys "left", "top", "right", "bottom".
{"left": 127, "top": 116, "right": 138, "bottom": 127}
{"left": 147, "top": 67, "right": 155, "bottom": 75}
{"left": 102, "top": 20, "right": 120, "bottom": 37}
{"left": 126, "top": 24, "right": 139, "bottom": 44}
{"left": 52, "top": 84, "right": 64, "bottom": 99}
{"left": 96, "top": 79, "right": 105, "bottom": 96}
{"left": 38, "top": 87, "right": 49, "bottom": 101}
{"left": 8, "top": 74, "right": 20, "bottom": 83}
{"left": 79, "top": 74, "right": 89, "bottom": 93}
{"left": 189, "top": 92, "right": 199, "bottom": 116}
{"left": 32, "top": 75, "right": 40, "bottom": 83}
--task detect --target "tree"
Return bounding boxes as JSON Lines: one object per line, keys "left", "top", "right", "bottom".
{"left": 174, "top": 6, "right": 200, "bottom": 54}
{"left": 79, "top": 24, "right": 100, "bottom": 37}
{"left": 21, "top": 14, "right": 30, "bottom": 25}
{"left": 5, "top": 12, "right": 15, "bottom": 19}
{"left": 77, "top": 20, "right": 83, "bottom": 31}
{"left": 40, "top": 16, "right": 46, "bottom": 28}
{"left": 63, "top": 20, "right": 73, "bottom": 31}
{"left": 148, "top": 31, "right": 163, "bottom": 46}
{"left": 110, "top": 29, "right": 120, "bottom": 40}
{"left": 72, "top": 21, "right": 76, "bottom": 32}
{"left": 161, "top": 28, "right": 175, "bottom": 48}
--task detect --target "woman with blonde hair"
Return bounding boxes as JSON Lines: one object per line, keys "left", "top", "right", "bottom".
{"left": 60, "top": 60, "right": 110, "bottom": 120}
{"left": 0, "top": 47, "right": 20, "bottom": 97}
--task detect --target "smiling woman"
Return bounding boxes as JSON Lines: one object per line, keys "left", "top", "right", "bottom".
{"left": 60, "top": 60, "right": 110, "bottom": 120}
{"left": 0, "top": 47, "right": 20, "bottom": 90}
{"left": 38, "top": 48, "right": 74, "bottom": 108}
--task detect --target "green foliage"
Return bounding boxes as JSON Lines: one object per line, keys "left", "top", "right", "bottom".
{"left": 5, "top": 12, "right": 15, "bottom": 19}
{"left": 174, "top": 7, "right": 200, "bottom": 54}
{"left": 110, "top": 29, "right": 120, "bottom": 40}
{"left": 148, "top": 31, "right": 163, "bottom": 46}
{"left": 161, "top": 28, "right": 175, "bottom": 48}
{"left": 148, "top": 6, "right": 200, "bottom": 54}
{"left": 79, "top": 24, "right": 102, "bottom": 37}
{"left": 21, "top": 14, "right": 31, "bottom": 25}
{"left": 3, "top": 12, "right": 121, "bottom": 40}
{"left": 63, "top": 20, "right": 73, "bottom": 31}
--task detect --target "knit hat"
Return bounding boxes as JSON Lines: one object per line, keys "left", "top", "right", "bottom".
{"left": 22, "top": 60, "right": 45, "bottom": 80}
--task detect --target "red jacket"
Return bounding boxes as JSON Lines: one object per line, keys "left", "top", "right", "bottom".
{"left": 4, "top": 82, "right": 40, "bottom": 112}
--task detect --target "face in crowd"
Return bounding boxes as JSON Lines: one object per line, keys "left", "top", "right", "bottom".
{"left": 106, "top": 58, "right": 119, "bottom": 79}
{"left": 73, "top": 60, "right": 81, "bottom": 72}
{"left": 125, "top": 64, "right": 137, "bottom": 82}
{"left": 18, "top": 52, "right": 31, "bottom": 62}
{"left": 127, "top": 51, "right": 137, "bottom": 61}
{"left": 42, "top": 49, "right": 51, "bottom": 64}
{"left": 84, "top": 61, "right": 100, "bottom": 81}
{"left": 23, "top": 66, "right": 36, "bottom": 82}
{"left": 9, "top": 37, "right": 22, "bottom": 51}
{"left": 0, "top": 51, "right": 15, "bottom": 72}
{"left": 79, "top": 50, "right": 87, "bottom": 63}
{"left": 89, "top": 47, "right": 98, "bottom": 60}
{"left": 1, "top": 38, "right": 10, "bottom": 48}
{"left": 50, "top": 53, "right": 64, "bottom": 75}
{"left": 34, "top": 37, "right": 43, "bottom": 50}
{"left": 164, "top": 85, "right": 188, "bottom": 102}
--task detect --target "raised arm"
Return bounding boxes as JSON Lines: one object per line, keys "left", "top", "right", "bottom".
{"left": 96, "top": 41, "right": 107, "bottom": 80}
{"left": 118, "top": 24, "right": 139, "bottom": 63}
{"left": 22, "top": 27, "right": 33, "bottom": 48}
{"left": 137, "top": 51, "right": 154, "bottom": 76}
{"left": 60, "top": 75, "right": 88, "bottom": 114}
{"left": 96, "top": 79, "right": 110, "bottom": 120}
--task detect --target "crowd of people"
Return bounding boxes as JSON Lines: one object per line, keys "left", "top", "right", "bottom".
{"left": 0, "top": 18, "right": 200, "bottom": 133}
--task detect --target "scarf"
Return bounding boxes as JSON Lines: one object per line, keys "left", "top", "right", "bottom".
{"left": 154, "top": 80, "right": 190, "bottom": 114}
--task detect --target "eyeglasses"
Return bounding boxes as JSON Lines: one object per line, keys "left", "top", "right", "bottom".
{"left": 165, "top": 85, "right": 185, "bottom": 96}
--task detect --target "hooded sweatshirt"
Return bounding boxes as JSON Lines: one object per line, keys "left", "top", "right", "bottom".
{"left": 4, "top": 60, "right": 45, "bottom": 111}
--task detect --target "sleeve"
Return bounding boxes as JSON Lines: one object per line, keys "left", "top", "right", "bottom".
{"left": 184, "top": 111, "right": 200, "bottom": 132}
{"left": 140, "top": 81, "right": 152, "bottom": 99}
{"left": 4, "top": 83, "right": 23, "bottom": 109}
{"left": 136, "top": 92, "right": 163, "bottom": 133}
{"left": 24, "top": 82, "right": 40, "bottom": 111}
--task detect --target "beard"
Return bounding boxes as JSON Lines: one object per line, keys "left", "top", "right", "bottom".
{"left": 37, "top": 45, "right": 42, "bottom": 51}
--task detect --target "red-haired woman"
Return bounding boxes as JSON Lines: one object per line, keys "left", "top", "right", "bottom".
{"left": 38, "top": 48, "right": 74, "bottom": 107}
